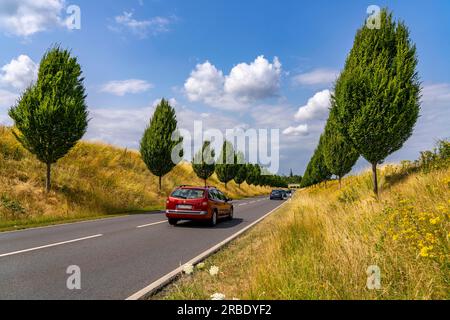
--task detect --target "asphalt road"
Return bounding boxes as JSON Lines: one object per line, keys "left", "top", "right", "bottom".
{"left": 0, "top": 196, "right": 285, "bottom": 300}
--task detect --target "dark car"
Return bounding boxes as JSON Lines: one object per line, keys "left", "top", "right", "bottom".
{"left": 166, "top": 186, "right": 233, "bottom": 226}
{"left": 269, "top": 190, "right": 284, "bottom": 200}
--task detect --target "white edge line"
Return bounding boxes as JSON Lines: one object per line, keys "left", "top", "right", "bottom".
{"left": 136, "top": 221, "right": 167, "bottom": 229}
{"left": 0, "top": 211, "right": 164, "bottom": 235}
{"left": 0, "top": 234, "right": 103, "bottom": 258}
{"left": 126, "top": 200, "right": 288, "bottom": 300}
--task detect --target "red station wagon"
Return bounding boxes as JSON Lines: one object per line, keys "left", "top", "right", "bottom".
{"left": 166, "top": 186, "right": 234, "bottom": 226}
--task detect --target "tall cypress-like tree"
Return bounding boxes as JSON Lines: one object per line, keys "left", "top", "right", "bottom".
{"left": 333, "top": 9, "right": 420, "bottom": 195}
{"left": 215, "top": 140, "right": 238, "bottom": 189}
{"left": 233, "top": 151, "right": 247, "bottom": 188}
{"left": 234, "top": 165, "right": 247, "bottom": 188}
{"left": 9, "top": 46, "right": 89, "bottom": 193}
{"left": 300, "top": 135, "right": 332, "bottom": 188}
{"left": 192, "top": 140, "right": 215, "bottom": 187}
{"left": 322, "top": 106, "right": 359, "bottom": 188}
{"left": 140, "top": 99, "right": 183, "bottom": 191}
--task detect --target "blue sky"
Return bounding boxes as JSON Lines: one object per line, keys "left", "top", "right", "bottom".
{"left": 1, "top": 0, "right": 449, "bottom": 175}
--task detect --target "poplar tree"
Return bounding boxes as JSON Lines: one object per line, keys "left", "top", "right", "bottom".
{"left": 322, "top": 106, "right": 359, "bottom": 188}
{"left": 9, "top": 46, "right": 89, "bottom": 193}
{"left": 192, "top": 140, "right": 215, "bottom": 187}
{"left": 333, "top": 9, "right": 420, "bottom": 195}
{"left": 140, "top": 99, "right": 183, "bottom": 191}
{"left": 215, "top": 140, "right": 238, "bottom": 189}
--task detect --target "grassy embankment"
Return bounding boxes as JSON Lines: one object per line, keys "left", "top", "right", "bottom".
{"left": 0, "top": 126, "right": 269, "bottom": 231}
{"left": 157, "top": 156, "right": 449, "bottom": 300}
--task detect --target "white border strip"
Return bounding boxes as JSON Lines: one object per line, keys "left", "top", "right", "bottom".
{"left": 0, "top": 234, "right": 103, "bottom": 258}
{"left": 126, "top": 201, "right": 288, "bottom": 300}
{"left": 136, "top": 221, "right": 167, "bottom": 229}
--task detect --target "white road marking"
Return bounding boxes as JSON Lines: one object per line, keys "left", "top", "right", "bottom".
{"left": 0, "top": 234, "right": 103, "bottom": 258}
{"left": 126, "top": 200, "right": 289, "bottom": 300}
{"left": 136, "top": 220, "right": 167, "bottom": 229}
{"left": 238, "top": 203, "right": 248, "bottom": 206}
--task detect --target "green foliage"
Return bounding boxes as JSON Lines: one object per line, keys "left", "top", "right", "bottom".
{"left": 215, "top": 140, "right": 238, "bottom": 188}
{"left": 245, "top": 163, "right": 261, "bottom": 186}
{"left": 1, "top": 194, "right": 26, "bottom": 219}
{"left": 234, "top": 165, "right": 247, "bottom": 187}
{"left": 9, "top": 46, "right": 89, "bottom": 192}
{"left": 322, "top": 106, "right": 359, "bottom": 184}
{"left": 333, "top": 9, "right": 421, "bottom": 194}
{"left": 301, "top": 135, "right": 332, "bottom": 188}
{"left": 192, "top": 140, "right": 215, "bottom": 186}
{"left": 140, "top": 98, "right": 183, "bottom": 191}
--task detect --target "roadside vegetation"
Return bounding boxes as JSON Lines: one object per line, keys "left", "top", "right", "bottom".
{"left": 0, "top": 126, "right": 270, "bottom": 231}
{"left": 157, "top": 142, "right": 449, "bottom": 300}
{"left": 1, "top": 46, "right": 299, "bottom": 231}
{"left": 301, "top": 9, "right": 421, "bottom": 196}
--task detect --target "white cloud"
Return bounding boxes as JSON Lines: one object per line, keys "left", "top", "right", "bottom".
{"left": 294, "top": 89, "right": 331, "bottom": 121}
{"left": 184, "top": 56, "right": 282, "bottom": 110}
{"left": 0, "top": 89, "right": 18, "bottom": 125}
{"left": 0, "top": 0, "right": 70, "bottom": 37}
{"left": 0, "top": 55, "right": 38, "bottom": 89}
{"left": 283, "top": 124, "right": 309, "bottom": 136}
{"left": 112, "top": 11, "right": 173, "bottom": 38}
{"left": 293, "top": 68, "right": 338, "bottom": 86}
{"left": 86, "top": 99, "right": 246, "bottom": 151}
{"left": 422, "top": 83, "right": 450, "bottom": 105}
{"left": 184, "top": 62, "right": 225, "bottom": 105}
{"left": 224, "top": 56, "right": 282, "bottom": 100}
{"left": 100, "top": 79, "right": 153, "bottom": 96}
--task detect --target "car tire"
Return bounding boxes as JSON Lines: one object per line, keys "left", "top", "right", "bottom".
{"left": 168, "top": 218, "right": 178, "bottom": 226}
{"left": 227, "top": 207, "right": 234, "bottom": 220}
{"left": 210, "top": 210, "right": 218, "bottom": 227}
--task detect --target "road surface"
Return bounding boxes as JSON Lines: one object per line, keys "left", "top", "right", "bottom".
{"left": 0, "top": 196, "right": 285, "bottom": 300}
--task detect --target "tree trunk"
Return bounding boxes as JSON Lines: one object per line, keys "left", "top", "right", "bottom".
{"left": 204, "top": 178, "right": 207, "bottom": 187}
{"left": 338, "top": 176, "right": 342, "bottom": 189}
{"left": 225, "top": 182, "right": 227, "bottom": 189}
{"left": 46, "top": 163, "right": 51, "bottom": 193}
{"left": 159, "top": 176, "right": 162, "bottom": 192}
{"left": 372, "top": 162, "right": 378, "bottom": 197}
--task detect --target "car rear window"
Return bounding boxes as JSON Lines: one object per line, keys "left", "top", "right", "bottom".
{"left": 171, "top": 188, "right": 205, "bottom": 199}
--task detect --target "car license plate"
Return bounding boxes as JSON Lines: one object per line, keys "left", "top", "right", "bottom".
{"left": 177, "top": 204, "right": 192, "bottom": 210}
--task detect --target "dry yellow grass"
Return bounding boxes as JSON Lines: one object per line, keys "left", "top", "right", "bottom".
{"left": 157, "top": 163, "right": 449, "bottom": 300}
{"left": 0, "top": 126, "right": 269, "bottom": 231}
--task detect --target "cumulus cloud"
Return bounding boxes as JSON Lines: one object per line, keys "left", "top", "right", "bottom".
{"left": 0, "top": 55, "right": 38, "bottom": 89}
{"left": 100, "top": 79, "right": 153, "bottom": 96}
{"left": 294, "top": 89, "right": 331, "bottom": 121}
{"left": 283, "top": 124, "right": 309, "bottom": 136}
{"left": 0, "top": 0, "right": 70, "bottom": 37}
{"left": 184, "top": 62, "right": 225, "bottom": 105}
{"left": 293, "top": 68, "right": 338, "bottom": 86}
{"left": 184, "top": 56, "right": 282, "bottom": 110}
{"left": 112, "top": 11, "right": 174, "bottom": 38}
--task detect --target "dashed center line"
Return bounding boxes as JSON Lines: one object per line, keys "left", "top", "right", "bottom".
{"left": 136, "top": 220, "right": 167, "bottom": 229}
{"left": 0, "top": 234, "right": 103, "bottom": 258}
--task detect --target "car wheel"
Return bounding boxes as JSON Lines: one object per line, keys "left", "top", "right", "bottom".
{"left": 227, "top": 207, "right": 234, "bottom": 220}
{"left": 210, "top": 210, "right": 218, "bottom": 227}
{"left": 168, "top": 218, "right": 178, "bottom": 226}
